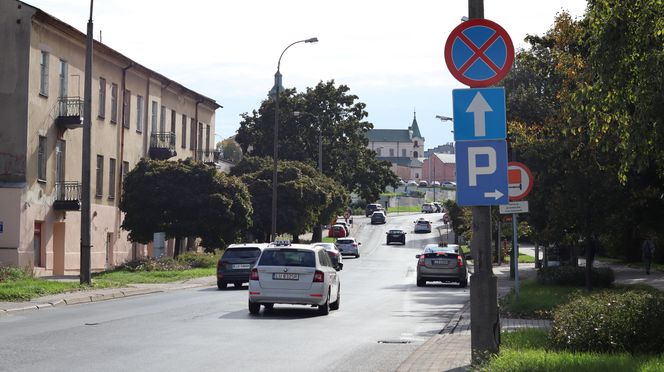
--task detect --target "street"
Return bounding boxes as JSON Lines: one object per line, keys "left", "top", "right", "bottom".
{"left": 0, "top": 213, "right": 467, "bottom": 372}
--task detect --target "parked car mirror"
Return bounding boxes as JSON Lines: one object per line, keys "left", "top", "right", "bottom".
{"left": 336, "top": 263, "right": 343, "bottom": 271}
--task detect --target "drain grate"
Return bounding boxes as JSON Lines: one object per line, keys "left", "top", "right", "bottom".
{"left": 377, "top": 340, "right": 412, "bottom": 344}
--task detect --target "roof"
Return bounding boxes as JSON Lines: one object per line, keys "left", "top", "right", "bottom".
{"left": 367, "top": 129, "right": 412, "bottom": 142}
{"left": 378, "top": 157, "right": 422, "bottom": 168}
{"left": 409, "top": 112, "right": 424, "bottom": 140}
{"left": 434, "top": 153, "right": 456, "bottom": 164}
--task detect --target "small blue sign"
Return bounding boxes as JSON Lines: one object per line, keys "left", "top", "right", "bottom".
{"left": 455, "top": 140, "right": 509, "bottom": 206}
{"left": 0, "top": 221, "right": 3, "bottom": 234}
{"left": 453, "top": 88, "right": 506, "bottom": 141}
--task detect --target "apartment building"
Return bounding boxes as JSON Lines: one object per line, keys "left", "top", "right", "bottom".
{"left": 0, "top": 1, "right": 221, "bottom": 274}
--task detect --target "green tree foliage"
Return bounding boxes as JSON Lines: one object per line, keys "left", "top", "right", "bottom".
{"left": 120, "top": 159, "right": 252, "bottom": 252}
{"left": 235, "top": 80, "right": 398, "bottom": 203}
{"left": 216, "top": 138, "right": 242, "bottom": 163}
{"left": 230, "top": 156, "right": 349, "bottom": 242}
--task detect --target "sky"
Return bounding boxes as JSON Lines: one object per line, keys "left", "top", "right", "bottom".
{"left": 27, "top": 0, "right": 588, "bottom": 150}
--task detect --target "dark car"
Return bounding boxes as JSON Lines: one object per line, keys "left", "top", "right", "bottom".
{"left": 365, "top": 203, "right": 384, "bottom": 217}
{"left": 416, "top": 244, "right": 468, "bottom": 287}
{"left": 371, "top": 211, "right": 386, "bottom": 224}
{"left": 217, "top": 243, "right": 267, "bottom": 289}
{"left": 386, "top": 229, "right": 406, "bottom": 245}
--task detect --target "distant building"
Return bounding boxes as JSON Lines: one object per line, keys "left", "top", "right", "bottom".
{"left": 366, "top": 112, "right": 425, "bottom": 181}
{"left": 422, "top": 153, "right": 456, "bottom": 184}
{"left": 424, "top": 143, "right": 455, "bottom": 158}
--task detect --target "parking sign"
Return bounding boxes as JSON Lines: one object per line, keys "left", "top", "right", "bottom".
{"left": 455, "top": 140, "right": 508, "bottom": 206}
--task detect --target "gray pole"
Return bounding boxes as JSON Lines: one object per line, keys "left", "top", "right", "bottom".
{"left": 80, "top": 0, "right": 93, "bottom": 285}
{"left": 512, "top": 213, "right": 519, "bottom": 298}
{"left": 318, "top": 121, "right": 322, "bottom": 172}
{"left": 271, "top": 76, "right": 279, "bottom": 242}
{"left": 468, "top": 0, "right": 500, "bottom": 364}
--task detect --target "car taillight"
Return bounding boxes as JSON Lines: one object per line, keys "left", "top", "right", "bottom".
{"left": 418, "top": 256, "right": 426, "bottom": 267}
{"left": 457, "top": 255, "right": 464, "bottom": 267}
{"left": 313, "top": 270, "right": 325, "bottom": 282}
{"left": 249, "top": 268, "right": 259, "bottom": 280}
{"left": 352, "top": 243, "right": 358, "bottom": 247}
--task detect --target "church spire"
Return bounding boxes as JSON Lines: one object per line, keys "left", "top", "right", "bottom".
{"left": 410, "top": 110, "right": 423, "bottom": 139}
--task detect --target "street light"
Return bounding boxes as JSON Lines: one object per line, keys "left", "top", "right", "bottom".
{"left": 293, "top": 111, "right": 322, "bottom": 172}
{"left": 269, "top": 37, "right": 318, "bottom": 242}
{"left": 435, "top": 115, "right": 453, "bottom": 122}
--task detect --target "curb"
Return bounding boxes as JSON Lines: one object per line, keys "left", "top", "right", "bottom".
{"left": 440, "top": 300, "right": 471, "bottom": 335}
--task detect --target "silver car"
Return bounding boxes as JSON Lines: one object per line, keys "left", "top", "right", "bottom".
{"left": 416, "top": 244, "right": 468, "bottom": 287}
{"left": 248, "top": 243, "right": 341, "bottom": 315}
{"left": 312, "top": 242, "right": 344, "bottom": 270}
{"left": 335, "top": 237, "right": 361, "bottom": 258}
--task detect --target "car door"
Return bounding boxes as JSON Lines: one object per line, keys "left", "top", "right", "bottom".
{"left": 318, "top": 249, "right": 338, "bottom": 301}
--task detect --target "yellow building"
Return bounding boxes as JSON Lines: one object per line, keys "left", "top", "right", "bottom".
{"left": 0, "top": 1, "right": 221, "bottom": 274}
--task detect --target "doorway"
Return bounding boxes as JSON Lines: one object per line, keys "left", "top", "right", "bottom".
{"left": 106, "top": 232, "right": 114, "bottom": 268}
{"left": 34, "top": 222, "right": 43, "bottom": 267}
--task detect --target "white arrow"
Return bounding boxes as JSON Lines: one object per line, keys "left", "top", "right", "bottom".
{"left": 484, "top": 189, "right": 504, "bottom": 200}
{"left": 466, "top": 92, "right": 493, "bottom": 137}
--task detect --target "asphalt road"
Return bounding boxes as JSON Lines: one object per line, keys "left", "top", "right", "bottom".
{"left": 0, "top": 212, "right": 468, "bottom": 372}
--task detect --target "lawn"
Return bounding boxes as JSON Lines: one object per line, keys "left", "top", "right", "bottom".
{"left": 92, "top": 267, "right": 215, "bottom": 286}
{"left": 502, "top": 253, "right": 536, "bottom": 263}
{"left": 480, "top": 329, "right": 664, "bottom": 372}
{"left": 387, "top": 205, "right": 421, "bottom": 213}
{"left": 500, "top": 279, "right": 581, "bottom": 319}
{"left": 0, "top": 278, "right": 86, "bottom": 302}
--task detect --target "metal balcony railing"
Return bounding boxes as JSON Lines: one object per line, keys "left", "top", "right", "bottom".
{"left": 55, "top": 97, "right": 84, "bottom": 129}
{"left": 54, "top": 181, "right": 81, "bottom": 211}
{"left": 149, "top": 132, "right": 177, "bottom": 160}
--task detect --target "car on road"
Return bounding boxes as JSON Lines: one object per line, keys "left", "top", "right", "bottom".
{"left": 432, "top": 181, "right": 441, "bottom": 187}
{"left": 414, "top": 218, "right": 432, "bottom": 233}
{"left": 365, "top": 203, "right": 384, "bottom": 217}
{"left": 407, "top": 180, "right": 418, "bottom": 186}
{"left": 421, "top": 203, "right": 435, "bottom": 213}
{"left": 418, "top": 180, "right": 428, "bottom": 187}
{"left": 217, "top": 243, "right": 268, "bottom": 290}
{"left": 312, "top": 242, "right": 343, "bottom": 270}
{"left": 386, "top": 229, "right": 406, "bottom": 245}
{"left": 370, "top": 210, "right": 386, "bottom": 224}
{"left": 248, "top": 242, "right": 341, "bottom": 315}
{"left": 333, "top": 219, "right": 351, "bottom": 235}
{"left": 335, "top": 237, "right": 361, "bottom": 258}
{"left": 328, "top": 224, "right": 348, "bottom": 238}
{"left": 442, "top": 181, "right": 456, "bottom": 188}
{"left": 416, "top": 244, "right": 468, "bottom": 287}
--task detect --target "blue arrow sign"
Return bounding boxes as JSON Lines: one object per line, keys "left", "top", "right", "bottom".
{"left": 453, "top": 88, "right": 506, "bottom": 141}
{"left": 455, "top": 140, "right": 508, "bottom": 206}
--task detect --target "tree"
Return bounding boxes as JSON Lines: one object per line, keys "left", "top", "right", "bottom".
{"left": 235, "top": 80, "right": 398, "bottom": 202}
{"left": 217, "top": 138, "right": 242, "bottom": 163}
{"left": 120, "top": 159, "right": 253, "bottom": 254}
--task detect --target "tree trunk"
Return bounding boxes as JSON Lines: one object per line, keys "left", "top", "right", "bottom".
{"left": 174, "top": 237, "right": 182, "bottom": 258}
{"left": 311, "top": 225, "right": 322, "bottom": 243}
{"left": 585, "top": 237, "right": 597, "bottom": 291}
{"left": 292, "top": 233, "right": 300, "bottom": 243}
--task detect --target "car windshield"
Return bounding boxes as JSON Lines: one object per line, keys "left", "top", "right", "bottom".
{"left": 222, "top": 248, "right": 262, "bottom": 259}
{"left": 336, "top": 239, "right": 353, "bottom": 244}
{"left": 258, "top": 249, "right": 316, "bottom": 267}
{"left": 388, "top": 230, "right": 403, "bottom": 234}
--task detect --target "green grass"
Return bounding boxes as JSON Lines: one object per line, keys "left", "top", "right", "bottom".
{"left": 480, "top": 329, "right": 664, "bottom": 372}
{"left": 500, "top": 279, "right": 581, "bottom": 319}
{"left": 503, "top": 253, "right": 536, "bottom": 263}
{"left": 92, "top": 267, "right": 214, "bottom": 286}
{"left": 387, "top": 205, "right": 421, "bottom": 213}
{"left": 322, "top": 237, "right": 337, "bottom": 243}
{"left": 0, "top": 278, "right": 86, "bottom": 301}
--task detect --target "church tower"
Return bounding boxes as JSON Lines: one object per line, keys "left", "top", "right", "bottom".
{"left": 409, "top": 111, "right": 425, "bottom": 158}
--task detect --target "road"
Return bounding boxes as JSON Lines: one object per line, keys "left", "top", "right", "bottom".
{"left": 0, "top": 213, "right": 468, "bottom": 372}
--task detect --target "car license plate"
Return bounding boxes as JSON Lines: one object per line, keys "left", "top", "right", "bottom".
{"left": 432, "top": 260, "right": 449, "bottom": 265}
{"left": 232, "top": 264, "right": 251, "bottom": 269}
{"left": 273, "top": 273, "right": 299, "bottom": 280}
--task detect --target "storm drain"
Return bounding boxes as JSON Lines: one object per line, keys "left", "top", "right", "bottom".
{"left": 377, "top": 340, "right": 412, "bottom": 344}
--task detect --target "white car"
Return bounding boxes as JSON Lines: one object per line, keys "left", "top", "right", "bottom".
{"left": 336, "top": 237, "right": 361, "bottom": 258}
{"left": 248, "top": 242, "right": 341, "bottom": 315}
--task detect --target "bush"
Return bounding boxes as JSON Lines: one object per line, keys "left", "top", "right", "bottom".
{"left": 537, "top": 266, "right": 614, "bottom": 287}
{"left": 550, "top": 290, "right": 664, "bottom": 354}
{"left": 176, "top": 251, "right": 217, "bottom": 268}
{"left": 117, "top": 257, "right": 189, "bottom": 272}
{"left": 0, "top": 266, "right": 31, "bottom": 282}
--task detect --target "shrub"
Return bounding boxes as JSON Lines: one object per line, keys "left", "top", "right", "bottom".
{"left": 176, "top": 251, "right": 217, "bottom": 268}
{"left": 0, "top": 266, "right": 31, "bottom": 282}
{"left": 537, "top": 266, "right": 614, "bottom": 287}
{"left": 549, "top": 290, "right": 664, "bottom": 354}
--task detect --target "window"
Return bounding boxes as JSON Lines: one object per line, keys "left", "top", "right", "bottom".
{"left": 402, "top": 149, "right": 406, "bottom": 157}
{"left": 181, "top": 114, "right": 187, "bottom": 148}
{"left": 170, "top": 110, "right": 176, "bottom": 134}
{"left": 123, "top": 90, "right": 131, "bottom": 128}
{"left": 110, "top": 83, "right": 118, "bottom": 123}
{"left": 136, "top": 95, "right": 144, "bottom": 133}
{"left": 108, "top": 158, "right": 116, "bottom": 200}
{"left": 414, "top": 140, "right": 419, "bottom": 147}
{"left": 96, "top": 155, "right": 104, "bottom": 197}
{"left": 58, "top": 60, "right": 68, "bottom": 98}
{"left": 190, "top": 118, "right": 196, "bottom": 150}
{"left": 39, "top": 51, "right": 49, "bottom": 96}
{"left": 376, "top": 148, "right": 382, "bottom": 156}
{"left": 389, "top": 148, "right": 394, "bottom": 156}
{"left": 206, "top": 125, "right": 210, "bottom": 155}
{"left": 38, "top": 136, "right": 47, "bottom": 181}
{"left": 98, "top": 78, "right": 106, "bottom": 118}
{"left": 160, "top": 106, "right": 165, "bottom": 132}
{"left": 414, "top": 151, "right": 419, "bottom": 158}
{"left": 198, "top": 122, "right": 203, "bottom": 152}
{"left": 122, "top": 161, "right": 129, "bottom": 179}
{"left": 151, "top": 101, "right": 158, "bottom": 133}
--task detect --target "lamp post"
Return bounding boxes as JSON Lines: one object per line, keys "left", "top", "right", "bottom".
{"left": 293, "top": 111, "right": 322, "bottom": 172}
{"left": 269, "top": 37, "right": 318, "bottom": 242}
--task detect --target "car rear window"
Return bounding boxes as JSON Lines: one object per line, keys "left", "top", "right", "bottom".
{"left": 417, "top": 221, "right": 429, "bottom": 225}
{"left": 222, "top": 248, "right": 262, "bottom": 259}
{"left": 336, "top": 239, "right": 353, "bottom": 244}
{"left": 258, "top": 249, "right": 316, "bottom": 267}
{"left": 388, "top": 230, "right": 403, "bottom": 234}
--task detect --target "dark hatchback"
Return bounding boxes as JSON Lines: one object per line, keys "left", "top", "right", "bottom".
{"left": 217, "top": 243, "right": 267, "bottom": 289}
{"left": 386, "top": 229, "right": 406, "bottom": 245}
{"left": 371, "top": 211, "right": 387, "bottom": 224}
{"left": 365, "top": 203, "right": 384, "bottom": 217}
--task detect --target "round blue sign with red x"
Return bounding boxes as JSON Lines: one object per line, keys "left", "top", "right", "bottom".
{"left": 445, "top": 19, "right": 514, "bottom": 87}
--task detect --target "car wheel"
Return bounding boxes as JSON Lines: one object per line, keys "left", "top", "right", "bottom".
{"left": 234, "top": 282, "right": 243, "bottom": 288}
{"left": 355, "top": 253, "right": 360, "bottom": 258}
{"left": 318, "top": 291, "right": 330, "bottom": 316}
{"left": 416, "top": 278, "right": 426, "bottom": 287}
{"left": 459, "top": 278, "right": 468, "bottom": 288}
{"left": 217, "top": 281, "right": 227, "bottom": 290}
{"left": 330, "top": 287, "right": 340, "bottom": 310}
{"left": 248, "top": 300, "right": 260, "bottom": 315}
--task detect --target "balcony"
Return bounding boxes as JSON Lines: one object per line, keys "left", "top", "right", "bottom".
{"left": 53, "top": 181, "right": 81, "bottom": 211}
{"left": 55, "top": 97, "right": 84, "bottom": 129}
{"left": 149, "top": 132, "right": 177, "bottom": 160}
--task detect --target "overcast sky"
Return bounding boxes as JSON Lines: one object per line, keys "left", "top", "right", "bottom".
{"left": 28, "top": 0, "right": 588, "bottom": 149}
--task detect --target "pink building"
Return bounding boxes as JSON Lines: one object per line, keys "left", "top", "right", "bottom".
{"left": 422, "top": 153, "right": 456, "bottom": 183}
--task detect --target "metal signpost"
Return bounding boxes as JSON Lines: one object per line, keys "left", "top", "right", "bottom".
{"left": 445, "top": 4, "right": 514, "bottom": 362}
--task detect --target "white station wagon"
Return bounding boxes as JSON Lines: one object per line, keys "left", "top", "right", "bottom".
{"left": 248, "top": 242, "right": 341, "bottom": 315}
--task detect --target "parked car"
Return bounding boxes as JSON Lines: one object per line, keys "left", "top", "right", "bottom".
{"left": 407, "top": 180, "right": 418, "bottom": 186}
{"left": 416, "top": 244, "right": 468, "bottom": 287}
{"left": 365, "top": 203, "right": 384, "bottom": 217}
{"left": 442, "top": 181, "right": 456, "bottom": 188}
{"left": 336, "top": 237, "right": 361, "bottom": 258}
{"left": 418, "top": 180, "right": 429, "bottom": 187}
{"left": 421, "top": 203, "right": 435, "bottom": 213}
{"left": 328, "top": 224, "right": 348, "bottom": 238}
{"left": 312, "top": 242, "right": 343, "bottom": 270}
{"left": 432, "top": 181, "right": 441, "bottom": 187}
{"left": 414, "top": 218, "right": 432, "bottom": 233}
{"left": 386, "top": 229, "right": 406, "bottom": 245}
{"left": 432, "top": 202, "right": 443, "bottom": 213}
{"left": 248, "top": 243, "right": 341, "bottom": 315}
{"left": 333, "top": 219, "right": 351, "bottom": 235}
{"left": 217, "top": 243, "right": 268, "bottom": 289}
{"left": 371, "top": 211, "right": 387, "bottom": 224}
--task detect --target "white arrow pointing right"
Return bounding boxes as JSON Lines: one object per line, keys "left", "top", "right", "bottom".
{"left": 466, "top": 92, "right": 493, "bottom": 137}
{"left": 484, "top": 189, "right": 504, "bottom": 200}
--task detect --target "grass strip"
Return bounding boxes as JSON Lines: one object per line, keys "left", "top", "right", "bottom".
{"left": 0, "top": 278, "right": 85, "bottom": 302}
{"left": 500, "top": 279, "right": 580, "bottom": 319}
{"left": 92, "top": 267, "right": 215, "bottom": 286}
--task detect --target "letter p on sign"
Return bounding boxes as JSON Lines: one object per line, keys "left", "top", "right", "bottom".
{"left": 468, "top": 147, "right": 496, "bottom": 186}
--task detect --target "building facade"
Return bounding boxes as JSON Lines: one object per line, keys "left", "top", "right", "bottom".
{"left": 366, "top": 113, "right": 425, "bottom": 181}
{"left": 0, "top": 1, "right": 220, "bottom": 273}
{"left": 421, "top": 153, "right": 456, "bottom": 184}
